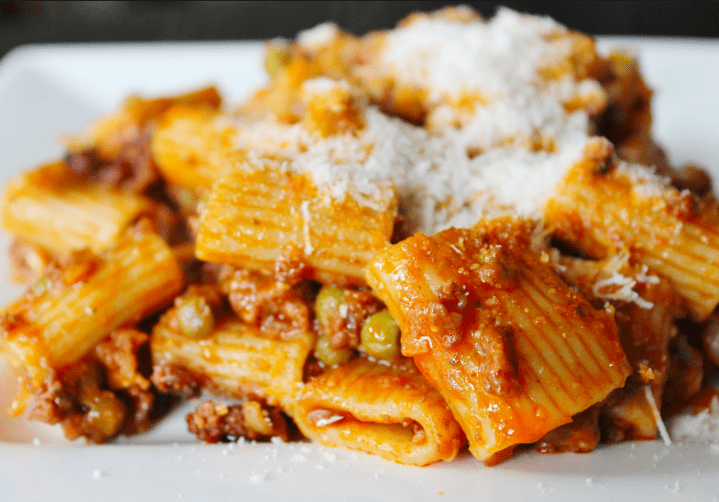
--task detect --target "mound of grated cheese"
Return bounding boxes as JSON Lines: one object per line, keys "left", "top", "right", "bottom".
{"left": 379, "top": 7, "right": 603, "bottom": 107}
{"left": 235, "top": 74, "right": 597, "bottom": 232}
{"left": 247, "top": 10, "right": 670, "bottom": 235}
{"left": 234, "top": 77, "right": 668, "bottom": 236}
{"left": 235, "top": 100, "right": 592, "bottom": 234}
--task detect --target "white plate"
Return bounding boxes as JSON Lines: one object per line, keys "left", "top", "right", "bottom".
{"left": 1, "top": 39, "right": 719, "bottom": 502}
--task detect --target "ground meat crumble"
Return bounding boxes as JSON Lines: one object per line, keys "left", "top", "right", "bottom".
{"left": 25, "top": 329, "right": 172, "bottom": 442}
{"left": 186, "top": 399, "right": 288, "bottom": 443}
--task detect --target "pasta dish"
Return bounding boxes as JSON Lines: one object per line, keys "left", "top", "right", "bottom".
{"left": 1, "top": 6, "right": 718, "bottom": 466}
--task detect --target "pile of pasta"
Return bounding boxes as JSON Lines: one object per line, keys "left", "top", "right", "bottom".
{"left": 2, "top": 6, "right": 719, "bottom": 466}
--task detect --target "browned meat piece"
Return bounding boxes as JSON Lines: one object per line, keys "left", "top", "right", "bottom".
{"left": 27, "top": 359, "right": 126, "bottom": 443}
{"left": 24, "top": 328, "right": 171, "bottom": 442}
{"left": 670, "top": 165, "right": 713, "bottom": 196}
{"left": 473, "top": 325, "right": 521, "bottom": 397}
{"left": 219, "top": 265, "right": 311, "bottom": 340}
{"left": 94, "top": 328, "right": 157, "bottom": 434}
{"left": 594, "top": 51, "right": 653, "bottom": 146}
{"left": 186, "top": 399, "right": 288, "bottom": 443}
{"left": 702, "top": 314, "right": 719, "bottom": 367}
{"left": 662, "top": 334, "right": 704, "bottom": 412}
{"left": 616, "top": 134, "right": 712, "bottom": 196}
{"left": 614, "top": 133, "right": 671, "bottom": 178}
{"left": 316, "top": 287, "right": 381, "bottom": 351}
{"left": 151, "top": 363, "right": 205, "bottom": 399}
{"left": 274, "top": 246, "right": 311, "bottom": 286}
{"left": 95, "top": 329, "right": 150, "bottom": 390}
{"left": 535, "top": 406, "right": 601, "bottom": 454}
{"left": 65, "top": 133, "right": 159, "bottom": 194}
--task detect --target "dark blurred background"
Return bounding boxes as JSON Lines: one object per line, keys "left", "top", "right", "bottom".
{"left": 1, "top": 1, "right": 718, "bottom": 61}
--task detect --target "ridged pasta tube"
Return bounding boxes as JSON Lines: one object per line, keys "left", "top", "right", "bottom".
{"left": 366, "top": 217, "right": 631, "bottom": 463}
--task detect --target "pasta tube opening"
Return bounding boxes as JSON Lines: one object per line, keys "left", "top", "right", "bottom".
{"left": 293, "top": 357, "right": 465, "bottom": 466}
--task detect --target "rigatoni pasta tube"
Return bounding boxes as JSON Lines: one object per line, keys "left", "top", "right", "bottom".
{"left": 366, "top": 217, "right": 631, "bottom": 463}
{"left": 545, "top": 137, "right": 719, "bottom": 321}
{"left": 553, "top": 254, "right": 686, "bottom": 440}
{"left": 196, "top": 163, "right": 397, "bottom": 286}
{"left": 152, "top": 312, "right": 314, "bottom": 409}
{"left": 152, "top": 105, "right": 239, "bottom": 192}
{"left": 0, "top": 162, "right": 155, "bottom": 255}
{"left": 293, "top": 357, "right": 465, "bottom": 466}
{"left": 68, "top": 86, "right": 222, "bottom": 161}
{"left": 0, "top": 230, "right": 183, "bottom": 393}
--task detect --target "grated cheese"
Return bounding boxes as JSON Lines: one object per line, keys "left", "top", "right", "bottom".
{"left": 592, "top": 266, "right": 657, "bottom": 309}
{"left": 300, "top": 200, "right": 313, "bottom": 256}
{"left": 235, "top": 99, "right": 589, "bottom": 235}
{"left": 381, "top": 8, "right": 577, "bottom": 102}
{"left": 248, "top": 471, "right": 267, "bottom": 485}
{"left": 236, "top": 8, "right": 618, "bottom": 233}
{"left": 450, "top": 85, "right": 594, "bottom": 152}
{"left": 644, "top": 386, "right": 672, "bottom": 446}
{"left": 635, "top": 264, "right": 660, "bottom": 285}
{"left": 297, "top": 22, "right": 340, "bottom": 50}
{"left": 240, "top": 10, "right": 672, "bottom": 238}
{"left": 615, "top": 161, "right": 671, "bottom": 200}
{"left": 668, "top": 395, "right": 719, "bottom": 442}
{"left": 314, "top": 414, "right": 345, "bottom": 427}
{"left": 301, "top": 76, "right": 350, "bottom": 95}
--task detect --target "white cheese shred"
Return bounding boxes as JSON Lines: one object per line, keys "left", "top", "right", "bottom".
{"left": 644, "top": 386, "right": 672, "bottom": 447}
{"left": 668, "top": 395, "right": 719, "bottom": 442}
{"left": 592, "top": 269, "right": 655, "bottom": 309}
{"left": 300, "top": 200, "right": 314, "bottom": 256}
{"left": 315, "top": 415, "right": 345, "bottom": 427}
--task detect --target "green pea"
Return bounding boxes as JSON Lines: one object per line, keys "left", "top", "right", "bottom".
{"left": 314, "top": 334, "right": 353, "bottom": 367}
{"left": 361, "top": 310, "right": 401, "bottom": 360}
{"left": 85, "top": 391, "right": 125, "bottom": 439}
{"left": 314, "top": 285, "right": 345, "bottom": 328}
{"left": 177, "top": 296, "right": 214, "bottom": 339}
